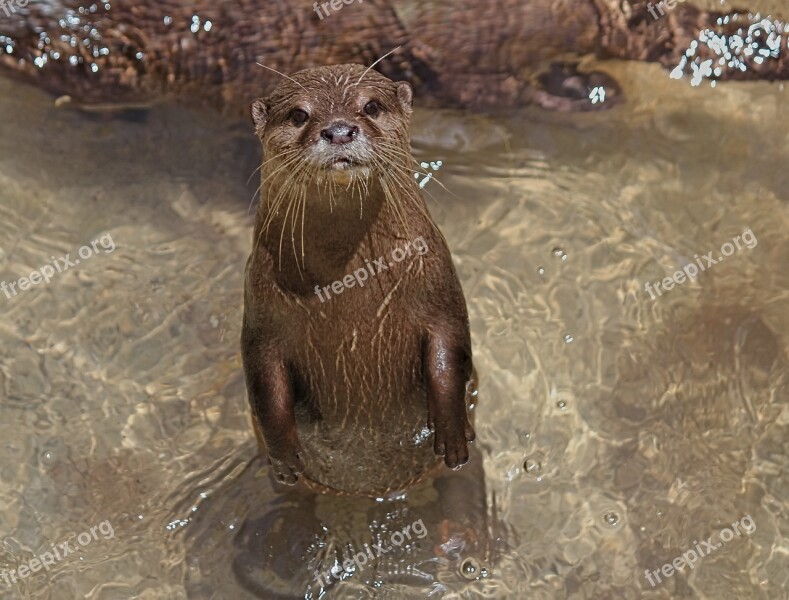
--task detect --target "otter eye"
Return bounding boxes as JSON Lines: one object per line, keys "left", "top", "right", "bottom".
{"left": 290, "top": 108, "right": 309, "bottom": 126}
{"left": 363, "top": 101, "right": 380, "bottom": 117}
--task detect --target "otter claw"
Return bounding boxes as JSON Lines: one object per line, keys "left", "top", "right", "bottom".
{"left": 434, "top": 422, "right": 475, "bottom": 469}
{"left": 268, "top": 453, "right": 303, "bottom": 485}
{"left": 438, "top": 439, "right": 469, "bottom": 469}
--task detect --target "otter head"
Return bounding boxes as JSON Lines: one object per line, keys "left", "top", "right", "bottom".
{"left": 251, "top": 64, "right": 414, "bottom": 184}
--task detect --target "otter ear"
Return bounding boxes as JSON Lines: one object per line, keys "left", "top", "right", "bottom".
{"left": 396, "top": 82, "right": 413, "bottom": 115}
{"left": 251, "top": 98, "right": 268, "bottom": 137}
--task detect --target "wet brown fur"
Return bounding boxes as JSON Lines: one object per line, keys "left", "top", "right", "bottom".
{"left": 241, "top": 64, "right": 475, "bottom": 497}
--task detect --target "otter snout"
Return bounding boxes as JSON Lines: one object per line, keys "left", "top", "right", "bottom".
{"left": 320, "top": 121, "right": 359, "bottom": 145}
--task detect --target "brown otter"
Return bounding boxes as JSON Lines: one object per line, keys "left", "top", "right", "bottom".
{"left": 240, "top": 63, "right": 476, "bottom": 497}
{"left": 0, "top": 0, "right": 787, "bottom": 115}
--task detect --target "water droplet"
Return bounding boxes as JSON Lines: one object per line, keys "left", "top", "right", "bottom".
{"left": 459, "top": 557, "right": 481, "bottom": 579}
{"left": 564, "top": 333, "right": 574, "bottom": 344}
{"left": 552, "top": 247, "right": 568, "bottom": 261}
{"left": 39, "top": 439, "right": 66, "bottom": 466}
{"left": 524, "top": 458, "right": 541, "bottom": 473}
{"left": 604, "top": 512, "right": 620, "bottom": 527}
{"left": 557, "top": 400, "right": 567, "bottom": 410}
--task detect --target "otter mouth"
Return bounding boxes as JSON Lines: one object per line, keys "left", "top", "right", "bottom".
{"left": 310, "top": 147, "right": 372, "bottom": 174}
{"left": 319, "top": 157, "right": 372, "bottom": 184}
{"left": 328, "top": 157, "right": 355, "bottom": 170}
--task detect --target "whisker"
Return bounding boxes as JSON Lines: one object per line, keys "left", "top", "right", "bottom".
{"left": 354, "top": 46, "right": 402, "bottom": 88}
{"left": 300, "top": 182, "right": 308, "bottom": 269}
{"left": 250, "top": 152, "right": 303, "bottom": 217}
{"left": 256, "top": 63, "right": 309, "bottom": 93}
{"left": 246, "top": 164, "right": 262, "bottom": 186}
{"left": 278, "top": 173, "right": 304, "bottom": 271}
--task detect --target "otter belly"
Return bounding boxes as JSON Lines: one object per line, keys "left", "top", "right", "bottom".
{"left": 297, "top": 409, "right": 439, "bottom": 496}
{"left": 291, "top": 317, "right": 439, "bottom": 496}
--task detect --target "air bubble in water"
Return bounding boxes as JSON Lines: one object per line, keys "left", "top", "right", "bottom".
{"left": 460, "top": 557, "right": 481, "bottom": 579}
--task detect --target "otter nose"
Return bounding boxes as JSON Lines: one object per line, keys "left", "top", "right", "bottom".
{"left": 320, "top": 122, "right": 359, "bottom": 145}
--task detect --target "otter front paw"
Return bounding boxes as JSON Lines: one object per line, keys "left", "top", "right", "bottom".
{"left": 433, "top": 417, "right": 475, "bottom": 469}
{"left": 267, "top": 450, "right": 304, "bottom": 485}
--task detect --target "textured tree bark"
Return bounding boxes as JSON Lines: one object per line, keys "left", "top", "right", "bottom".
{"left": 0, "top": 0, "right": 785, "bottom": 114}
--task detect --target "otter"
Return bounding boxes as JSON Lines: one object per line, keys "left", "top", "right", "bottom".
{"left": 240, "top": 64, "right": 476, "bottom": 497}
{"left": 0, "top": 0, "right": 786, "bottom": 115}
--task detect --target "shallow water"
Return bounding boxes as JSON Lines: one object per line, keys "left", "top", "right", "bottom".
{"left": 0, "top": 56, "right": 787, "bottom": 599}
